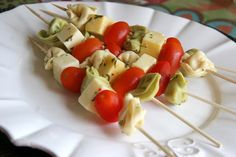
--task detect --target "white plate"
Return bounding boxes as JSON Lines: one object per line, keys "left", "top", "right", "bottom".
{"left": 0, "top": 2, "right": 235, "bottom": 157}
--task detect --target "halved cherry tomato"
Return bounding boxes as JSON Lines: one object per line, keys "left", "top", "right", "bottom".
{"left": 148, "top": 61, "right": 171, "bottom": 96}
{"left": 104, "top": 21, "right": 130, "bottom": 47}
{"left": 106, "top": 42, "right": 122, "bottom": 56}
{"left": 61, "top": 67, "right": 86, "bottom": 93}
{"left": 112, "top": 67, "right": 145, "bottom": 98}
{"left": 72, "top": 38, "right": 103, "bottom": 62}
{"left": 95, "top": 90, "right": 123, "bottom": 123}
{"left": 158, "top": 37, "right": 184, "bottom": 75}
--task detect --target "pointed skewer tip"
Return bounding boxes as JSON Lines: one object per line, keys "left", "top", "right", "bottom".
{"left": 51, "top": 3, "right": 67, "bottom": 11}
{"left": 25, "top": 5, "right": 49, "bottom": 25}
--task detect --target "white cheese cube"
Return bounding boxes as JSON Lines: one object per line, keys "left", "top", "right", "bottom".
{"left": 140, "top": 31, "right": 165, "bottom": 58}
{"left": 56, "top": 23, "right": 84, "bottom": 50}
{"left": 53, "top": 54, "right": 80, "bottom": 84}
{"left": 85, "top": 15, "right": 113, "bottom": 36}
{"left": 99, "top": 54, "right": 127, "bottom": 82}
{"left": 132, "top": 54, "right": 156, "bottom": 72}
{"left": 78, "top": 77, "right": 113, "bottom": 114}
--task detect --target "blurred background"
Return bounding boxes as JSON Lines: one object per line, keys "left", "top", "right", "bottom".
{"left": 0, "top": 0, "right": 235, "bottom": 40}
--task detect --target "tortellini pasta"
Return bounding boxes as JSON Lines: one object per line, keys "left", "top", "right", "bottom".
{"left": 80, "top": 49, "right": 110, "bottom": 69}
{"left": 180, "top": 49, "right": 217, "bottom": 77}
{"left": 66, "top": 4, "right": 97, "bottom": 30}
{"left": 118, "top": 51, "right": 139, "bottom": 66}
{"left": 165, "top": 72, "right": 188, "bottom": 105}
{"left": 119, "top": 93, "right": 146, "bottom": 135}
{"left": 37, "top": 18, "right": 68, "bottom": 47}
{"left": 131, "top": 73, "right": 161, "bottom": 102}
{"left": 44, "top": 47, "right": 66, "bottom": 70}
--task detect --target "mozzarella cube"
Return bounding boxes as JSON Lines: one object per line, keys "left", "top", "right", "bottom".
{"left": 56, "top": 23, "right": 84, "bottom": 50}
{"left": 140, "top": 31, "right": 165, "bottom": 58}
{"left": 132, "top": 54, "right": 156, "bottom": 72}
{"left": 85, "top": 15, "right": 113, "bottom": 36}
{"left": 78, "top": 77, "right": 113, "bottom": 114}
{"left": 99, "top": 54, "right": 127, "bottom": 82}
{"left": 53, "top": 54, "right": 80, "bottom": 84}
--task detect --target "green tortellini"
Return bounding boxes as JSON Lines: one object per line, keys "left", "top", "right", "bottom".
{"left": 81, "top": 66, "right": 109, "bottom": 92}
{"left": 123, "top": 25, "right": 148, "bottom": 53}
{"left": 37, "top": 18, "right": 68, "bottom": 46}
{"left": 165, "top": 72, "right": 188, "bottom": 105}
{"left": 131, "top": 73, "right": 161, "bottom": 102}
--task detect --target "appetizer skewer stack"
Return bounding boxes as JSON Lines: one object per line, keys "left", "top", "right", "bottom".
{"left": 26, "top": 3, "right": 236, "bottom": 156}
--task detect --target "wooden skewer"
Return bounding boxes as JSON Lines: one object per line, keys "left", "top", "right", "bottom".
{"left": 152, "top": 98, "right": 222, "bottom": 148}
{"left": 207, "top": 70, "right": 236, "bottom": 84}
{"left": 51, "top": 3, "right": 67, "bottom": 11}
{"left": 215, "top": 66, "right": 236, "bottom": 75}
{"left": 30, "top": 38, "right": 48, "bottom": 54}
{"left": 25, "top": 6, "right": 49, "bottom": 25}
{"left": 186, "top": 92, "right": 236, "bottom": 116}
{"left": 40, "top": 9, "right": 68, "bottom": 21}
{"left": 137, "top": 127, "right": 176, "bottom": 157}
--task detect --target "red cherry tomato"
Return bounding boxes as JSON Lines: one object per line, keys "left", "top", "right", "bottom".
{"left": 158, "top": 37, "right": 184, "bottom": 75}
{"left": 112, "top": 67, "right": 145, "bottom": 98}
{"left": 61, "top": 67, "right": 86, "bottom": 93}
{"left": 72, "top": 38, "right": 103, "bottom": 62}
{"left": 148, "top": 61, "right": 171, "bottom": 96}
{"left": 106, "top": 42, "right": 122, "bottom": 56}
{"left": 95, "top": 90, "right": 123, "bottom": 123}
{"left": 104, "top": 21, "right": 130, "bottom": 47}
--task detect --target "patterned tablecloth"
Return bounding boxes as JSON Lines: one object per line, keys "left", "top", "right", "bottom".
{"left": 0, "top": 0, "right": 236, "bottom": 40}
{"left": 0, "top": 0, "right": 235, "bottom": 157}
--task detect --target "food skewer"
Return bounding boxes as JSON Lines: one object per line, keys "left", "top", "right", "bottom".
{"left": 151, "top": 98, "right": 221, "bottom": 148}
{"left": 186, "top": 92, "right": 236, "bottom": 116}
{"left": 48, "top": 4, "right": 236, "bottom": 85}
{"left": 52, "top": 3, "right": 67, "bottom": 11}
{"left": 28, "top": 2, "right": 225, "bottom": 147}
{"left": 30, "top": 38, "right": 176, "bottom": 157}
{"left": 27, "top": 8, "right": 220, "bottom": 147}
{"left": 215, "top": 66, "right": 236, "bottom": 75}
{"left": 207, "top": 70, "right": 236, "bottom": 84}
{"left": 25, "top": 6, "right": 49, "bottom": 25}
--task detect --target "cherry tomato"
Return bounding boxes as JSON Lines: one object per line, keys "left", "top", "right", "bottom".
{"left": 72, "top": 38, "right": 103, "bottom": 62}
{"left": 112, "top": 67, "right": 145, "bottom": 98}
{"left": 95, "top": 90, "right": 123, "bottom": 123}
{"left": 104, "top": 21, "right": 130, "bottom": 47}
{"left": 61, "top": 67, "right": 86, "bottom": 93}
{"left": 148, "top": 61, "right": 171, "bottom": 96}
{"left": 106, "top": 42, "right": 122, "bottom": 56}
{"left": 158, "top": 37, "right": 184, "bottom": 75}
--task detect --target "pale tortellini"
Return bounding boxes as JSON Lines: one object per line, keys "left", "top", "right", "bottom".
{"left": 180, "top": 49, "right": 217, "bottom": 77}
{"left": 118, "top": 51, "right": 139, "bottom": 66}
{"left": 66, "top": 4, "right": 97, "bottom": 30}
{"left": 44, "top": 47, "right": 66, "bottom": 70}
{"left": 80, "top": 49, "right": 110, "bottom": 69}
{"left": 165, "top": 72, "right": 188, "bottom": 105}
{"left": 119, "top": 93, "right": 146, "bottom": 135}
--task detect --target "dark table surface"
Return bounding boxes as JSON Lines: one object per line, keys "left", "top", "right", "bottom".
{"left": 0, "top": 0, "right": 235, "bottom": 157}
